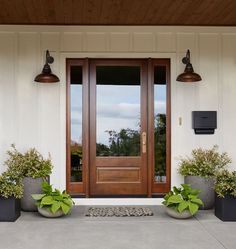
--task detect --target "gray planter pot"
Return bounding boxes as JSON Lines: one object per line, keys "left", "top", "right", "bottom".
{"left": 38, "top": 207, "right": 64, "bottom": 218}
{"left": 185, "top": 176, "right": 214, "bottom": 210}
{"left": 21, "top": 177, "right": 44, "bottom": 212}
{"left": 165, "top": 207, "right": 193, "bottom": 219}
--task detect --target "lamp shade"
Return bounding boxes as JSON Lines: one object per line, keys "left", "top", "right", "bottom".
{"left": 176, "top": 63, "right": 202, "bottom": 82}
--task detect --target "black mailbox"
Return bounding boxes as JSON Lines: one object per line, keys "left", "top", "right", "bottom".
{"left": 192, "top": 111, "right": 217, "bottom": 134}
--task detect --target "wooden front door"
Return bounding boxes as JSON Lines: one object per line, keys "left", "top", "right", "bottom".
{"left": 66, "top": 58, "right": 171, "bottom": 197}
{"left": 89, "top": 60, "right": 148, "bottom": 196}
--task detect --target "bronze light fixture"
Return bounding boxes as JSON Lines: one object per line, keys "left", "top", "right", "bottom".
{"left": 34, "top": 50, "right": 60, "bottom": 83}
{"left": 176, "top": 49, "right": 202, "bottom": 82}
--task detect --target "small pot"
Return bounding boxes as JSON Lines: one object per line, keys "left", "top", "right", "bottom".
{"left": 38, "top": 207, "right": 64, "bottom": 218}
{"left": 185, "top": 176, "right": 214, "bottom": 209}
{"left": 165, "top": 207, "right": 193, "bottom": 219}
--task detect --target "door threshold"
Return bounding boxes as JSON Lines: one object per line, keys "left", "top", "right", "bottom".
{"left": 73, "top": 198, "right": 163, "bottom": 206}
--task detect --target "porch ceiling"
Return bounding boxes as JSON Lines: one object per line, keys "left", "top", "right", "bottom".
{"left": 1, "top": 0, "right": 236, "bottom": 26}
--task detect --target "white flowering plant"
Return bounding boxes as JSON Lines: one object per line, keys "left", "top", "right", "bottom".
{"left": 0, "top": 171, "right": 23, "bottom": 199}
{"left": 178, "top": 145, "right": 231, "bottom": 179}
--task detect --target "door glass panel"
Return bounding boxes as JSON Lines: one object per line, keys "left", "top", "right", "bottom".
{"left": 154, "top": 66, "right": 167, "bottom": 183}
{"left": 70, "top": 66, "right": 83, "bottom": 182}
{"left": 96, "top": 66, "right": 141, "bottom": 157}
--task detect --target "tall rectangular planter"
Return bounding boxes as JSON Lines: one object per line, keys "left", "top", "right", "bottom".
{"left": 0, "top": 197, "right": 21, "bottom": 222}
{"left": 215, "top": 195, "right": 236, "bottom": 221}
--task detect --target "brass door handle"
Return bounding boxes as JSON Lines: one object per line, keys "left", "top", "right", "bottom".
{"left": 142, "top": 132, "right": 147, "bottom": 154}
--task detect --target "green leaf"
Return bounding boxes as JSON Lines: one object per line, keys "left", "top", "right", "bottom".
{"left": 191, "top": 198, "right": 203, "bottom": 206}
{"left": 31, "top": 194, "right": 46, "bottom": 200}
{"left": 190, "top": 189, "right": 201, "bottom": 195}
{"left": 63, "top": 199, "right": 73, "bottom": 208}
{"left": 167, "top": 195, "right": 182, "bottom": 204}
{"left": 62, "top": 193, "right": 70, "bottom": 198}
{"left": 173, "top": 187, "right": 180, "bottom": 194}
{"left": 181, "top": 184, "right": 191, "bottom": 189}
{"left": 54, "top": 189, "right": 61, "bottom": 195}
{"left": 188, "top": 194, "right": 197, "bottom": 200}
{"left": 178, "top": 201, "right": 189, "bottom": 213}
{"left": 51, "top": 201, "right": 61, "bottom": 213}
{"left": 54, "top": 195, "right": 63, "bottom": 201}
{"left": 41, "top": 196, "right": 54, "bottom": 205}
{"left": 188, "top": 202, "right": 199, "bottom": 215}
{"left": 41, "top": 181, "right": 52, "bottom": 194}
{"left": 60, "top": 202, "right": 71, "bottom": 215}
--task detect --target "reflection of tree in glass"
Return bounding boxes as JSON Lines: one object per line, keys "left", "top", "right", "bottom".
{"left": 70, "top": 141, "right": 82, "bottom": 182}
{"left": 96, "top": 128, "right": 140, "bottom": 156}
{"left": 154, "top": 114, "right": 166, "bottom": 182}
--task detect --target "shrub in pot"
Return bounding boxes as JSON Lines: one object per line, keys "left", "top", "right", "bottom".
{"left": 162, "top": 184, "right": 203, "bottom": 219}
{"left": 32, "top": 181, "right": 74, "bottom": 218}
{"left": 5, "top": 145, "right": 53, "bottom": 211}
{"left": 178, "top": 145, "right": 231, "bottom": 209}
{"left": 0, "top": 171, "right": 23, "bottom": 222}
{"left": 214, "top": 170, "right": 236, "bottom": 221}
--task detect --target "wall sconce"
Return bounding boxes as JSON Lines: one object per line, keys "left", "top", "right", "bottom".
{"left": 34, "top": 50, "right": 60, "bottom": 83}
{"left": 176, "top": 49, "right": 202, "bottom": 82}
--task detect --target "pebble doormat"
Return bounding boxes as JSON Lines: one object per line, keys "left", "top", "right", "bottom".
{"left": 85, "top": 207, "right": 153, "bottom": 217}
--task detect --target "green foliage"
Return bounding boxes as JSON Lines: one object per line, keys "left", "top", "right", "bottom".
{"left": 70, "top": 142, "right": 82, "bottom": 157}
{"left": 162, "top": 184, "right": 203, "bottom": 215}
{"left": 178, "top": 145, "right": 231, "bottom": 179}
{"left": 154, "top": 114, "right": 166, "bottom": 179}
{"left": 0, "top": 171, "right": 23, "bottom": 199}
{"left": 214, "top": 170, "right": 236, "bottom": 198}
{"left": 96, "top": 128, "right": 140, "bottom": 156}
{"left": 5, "top": 144, "right": 53, "bottom": 179}
{"left": 32, "top": 181, "right": 74, "bottom": 215}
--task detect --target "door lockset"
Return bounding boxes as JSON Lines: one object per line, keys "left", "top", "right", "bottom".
{"left": 142, "top": 132, "right": 147, "bottom": 153}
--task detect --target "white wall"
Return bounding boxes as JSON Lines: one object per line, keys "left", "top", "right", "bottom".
{"left": 0, "top": 25, "right": 236, "bottom": 191}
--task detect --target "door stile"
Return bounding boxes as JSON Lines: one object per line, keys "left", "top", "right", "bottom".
{"left": 83, "top": 58, "right": 90, "bottom": 197}
{"left": 147, "top": 58, "right": 153, "bottom": 198}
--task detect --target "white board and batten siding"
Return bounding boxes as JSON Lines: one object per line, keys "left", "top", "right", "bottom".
{"left": 0, "top": 26, "right": 236, "bottom": 203}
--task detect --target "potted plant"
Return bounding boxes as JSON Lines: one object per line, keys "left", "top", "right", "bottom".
{"left": 0, "top": 171, "right": 23, "bottom": 222}
{"left": 32, "top": 181, "right": 74, "bottom": 218}
{"left": 214, "top": 170, "right": 236, "bottom": 221}
{"left": 4, "top": 145, "right": 53, "bottom": 211}
{"left": 162, "top": 184, "right": 203, "bottom": 219}
{"left": 178, "top": 145, "right": 231, "bottom": 209}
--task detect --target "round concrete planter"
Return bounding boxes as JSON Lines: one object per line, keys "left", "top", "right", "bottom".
{"left": 21, "top": 177, "right": 44, "bottom": 212}
{"left": 185, "top": 176, "right": 214, "bottom": 210}
{"left": 165, "top": 207, "right": 193, "bottom": 219}
{"left": 38, "top": 207, "right": 64, "bottom": 218}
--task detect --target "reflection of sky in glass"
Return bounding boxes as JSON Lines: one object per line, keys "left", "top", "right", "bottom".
{"left": 71, "top": 85, "right": 82, "bottom": 144}
{"left": 154, "top": 85, "right": 166, "bottom": 114}
{"left": 97, "top": 85, "right": 140, "bottom": 146}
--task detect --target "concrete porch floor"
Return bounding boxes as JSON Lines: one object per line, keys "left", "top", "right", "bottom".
{"left": 0, "top": 206, "right": 236, "bottom": 249}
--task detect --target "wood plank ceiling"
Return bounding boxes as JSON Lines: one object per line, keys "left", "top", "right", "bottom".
{"left": 1, "top": 0, "right": 236, "bottom": 26}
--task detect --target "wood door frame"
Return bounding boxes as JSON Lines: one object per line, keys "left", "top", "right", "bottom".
{"left": 66, "top": 58, "right": 171, "bottom": 197}
{"left": 148, "top": 59, "right": 171, "bottom": 195}
{"left": 66, "top": 58, "right": 89, "bottom": 196}
{"left": 89, "top": 59, "right": 148, "bottom": 196}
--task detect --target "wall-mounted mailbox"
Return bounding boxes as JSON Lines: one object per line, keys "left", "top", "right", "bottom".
{"left": 192, "top": 111, "right": 217, "bottom": 134}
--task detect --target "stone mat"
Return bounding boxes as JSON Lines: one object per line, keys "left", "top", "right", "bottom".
{"left": 85, "top": 207, "right": 154, "bottom": 217}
